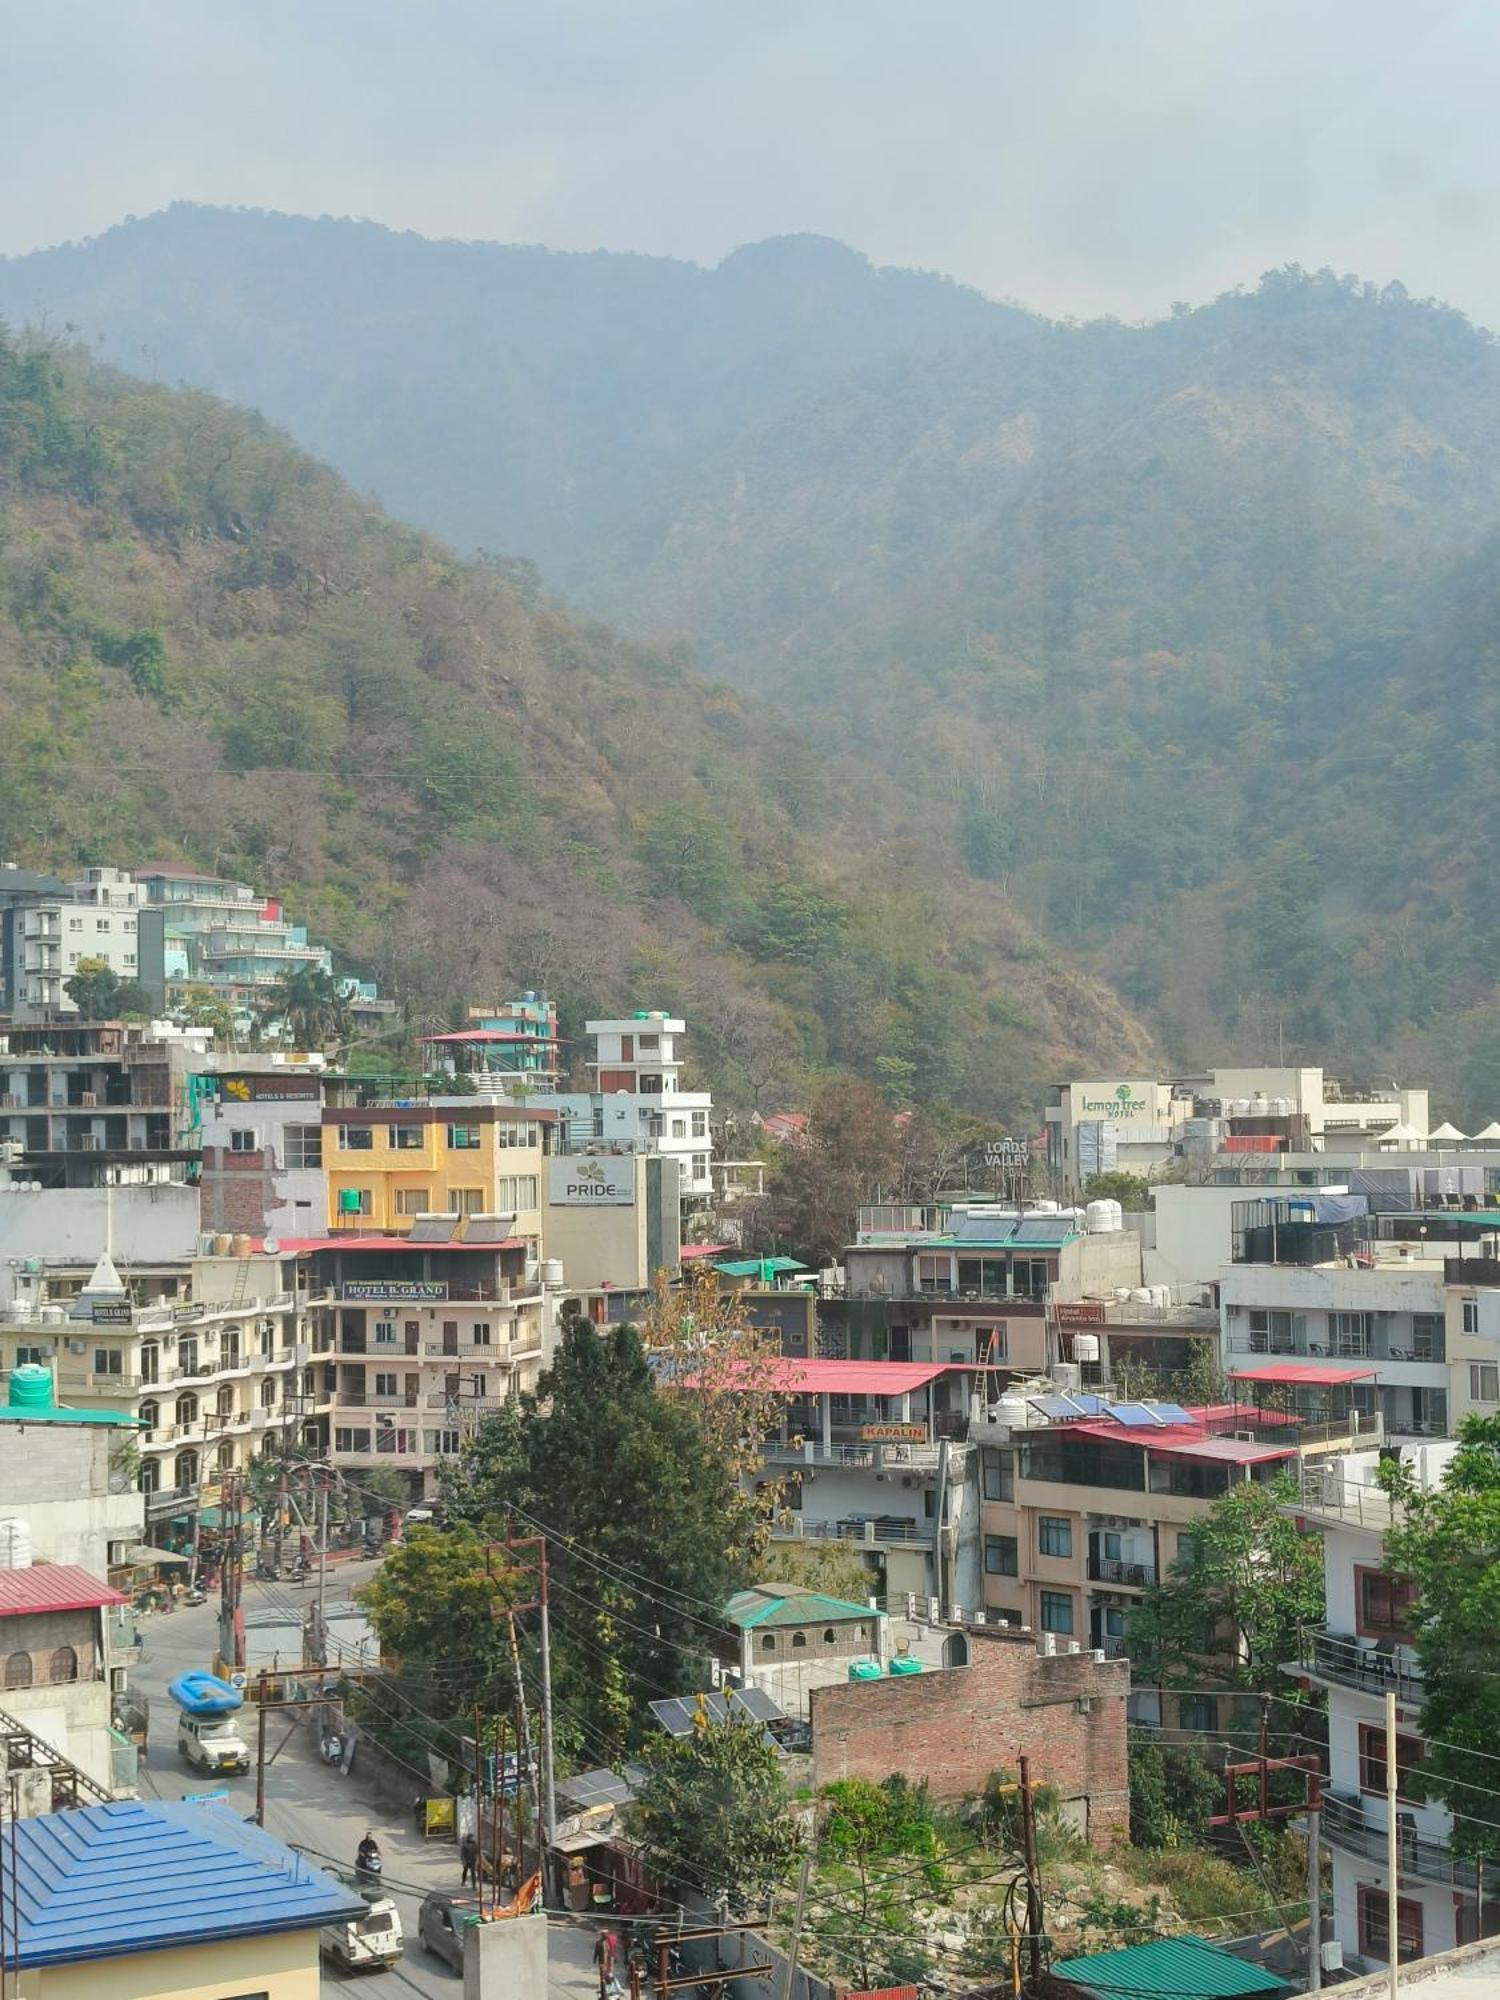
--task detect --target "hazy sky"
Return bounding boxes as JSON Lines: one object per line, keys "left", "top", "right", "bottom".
{"left": 8, "top": 0, "right": 1500, "bottom": 326}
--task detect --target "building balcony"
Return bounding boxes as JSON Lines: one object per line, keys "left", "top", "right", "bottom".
{"left": 763, "top": 1440, "right": 944, "bottom": 1472}
{"left": 1322, "top": 1792, "right": 1475, "bottom": 1891}
{"left": 1296, "top": 1631, "right": 1423, "bottom": 1703}
{"left": 1087, "top": 1555, "right": 1157, "bottom": 1587}
{"left": 771, "top": 1515, "right": 934, "bottom": 1549}
{"left": 332, "top": 1391, "right": 420, "bottom": 1409}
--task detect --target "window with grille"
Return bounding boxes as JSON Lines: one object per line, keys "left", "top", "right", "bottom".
{"left": 985, "top": 1535, "right": 1018, "bottom": 1575}
{"left": 447, "top": 1187, "right": 485, "bottom": 1215}
{"left": 1471, "top": 1362, "right": 1499, "bottom": 1403}
{"left": 338, "top": 1126, "right": 374, "bottom": 1151}
{"left": 228, "top": 1128, "right": 256, "bottom": 1153}
{"left": 285, "top": 1125, "right": 322, "bottom": 1169}
{"left": 982, "top": 1447, "right": 1014, "bottom": 1501}
{"left": 1358, "top": 1884, "right": 1423, "bottom": 1964}
{"left": 447, "top": 1125, "right": 482, "bottom": 1150}
{"left": 389, "top": 1125, "right": 424, "bottom": 1150}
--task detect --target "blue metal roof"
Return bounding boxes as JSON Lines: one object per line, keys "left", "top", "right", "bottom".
{"left": 13, "top": 1799, "right": 365, "bottom": 1966}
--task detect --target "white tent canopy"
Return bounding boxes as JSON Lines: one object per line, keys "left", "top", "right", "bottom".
{"left": 1428, "top": 1121, "right": 1467, "bottom": 1142}
{"left": 1472, "top": 1121, "right": 1500, "bottom": 1142}
{"left": 1377, "top": 1122, "right": 1425, "bottom": 1146}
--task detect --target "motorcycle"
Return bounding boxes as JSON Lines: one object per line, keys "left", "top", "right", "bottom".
{"left": 355, "top": 1844, "right": 382, "bottom": 1889}
{"left": 184, "top": 1585, "right": 208, "bottom": 1608}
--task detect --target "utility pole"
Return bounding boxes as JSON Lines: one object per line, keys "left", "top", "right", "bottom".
{"left": 1386, "top": 1689, "right": 1399, "bottom": 1998}
{"left": 539, "top": 1537, "right": 557, "bottom": 1846}
{"left": 314, "top": 1480, "right": 329, "bottom": 1666}
{"left": 255, "top": 1670, "right": 269, "bottom": 1826}
{"left": 472, "top": 1706, "right": 486, "bottom": 1918}
{"left": 1018, "top": 1756, "right": 1045, "bottom": 1990}
{"left": 779, "top": 1853, "right": 813, "bottom": 2000}
{"left": 1306, "top": 1770, "right": 1322, "bottom": 1994}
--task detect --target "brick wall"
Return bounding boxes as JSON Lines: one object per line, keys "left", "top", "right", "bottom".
{"left": 809, "top": 1626, "right": 1128, "bottom": 1847}
{"left": 199, "top": 1145, "right": 277, "bottom": 1236}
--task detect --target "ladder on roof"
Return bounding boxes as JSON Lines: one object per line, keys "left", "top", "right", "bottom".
{"left": 0, "top": 1701, "right": 114, "bottom": 1810}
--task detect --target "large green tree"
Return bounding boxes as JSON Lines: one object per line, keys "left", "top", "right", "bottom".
{"left": 807, "top": 1778, "right": 948, "bottom": 1990}
{"left": 1382, "top": 1414, "right": 1500, "bottom": 1860}
{"left": 439, "top": 1309, "right": 756, "bottom": 1758}
{"left": 361, "top": 1525, "right": 520, "bottom": 1718}
{"left": 627, "top": 1714, "right": 798, "bottom": 1909}
{"left": 64, "top": 957, "right": 151, "bottom": 1019}
{"left": 1127, "top": 1475, "right": 1324, "bottom": 1698}
{"left": 259, "top": 963, "right": 351, "bottom": 1051}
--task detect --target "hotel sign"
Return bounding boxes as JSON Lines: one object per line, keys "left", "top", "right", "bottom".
{"left": 858, "top": 1423, "right": 929, "bottom": 1442}
{"left": 338, "top": 1281, "right": 448, "bottom": 1303}
{"left": 549, "top": 1157, "right": 634, "bottom": 1205}
{"left": 1078, "top": 1083, "right": 1151, "bottom": 1119}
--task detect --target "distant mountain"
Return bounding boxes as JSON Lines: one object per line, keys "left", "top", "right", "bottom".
{"left": 0, "top": 327, "right": 1147, "bottom": 1121}
{"left": 8, "top": 207, "right": 1500, "bottom": 1106}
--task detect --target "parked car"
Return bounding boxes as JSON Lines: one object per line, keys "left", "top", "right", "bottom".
{"left": 321, "top": 1884, "right": 404, "bottom": 1972}
{"left": 418, "top": 1889, "right": 484, "bottom": 1970}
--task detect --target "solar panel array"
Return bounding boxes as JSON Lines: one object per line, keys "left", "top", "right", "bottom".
{"left": 1026, "top": 1394, "right": 1193, "bottom": 1431}
{"left": 648, "top": 1688, "right": 785, "bottom": 1743}
{"left": 556, "top": 1767, "right": 636, "bottom": 1811}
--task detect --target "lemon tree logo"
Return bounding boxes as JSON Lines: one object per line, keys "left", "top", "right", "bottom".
{"left": 1080, "top": 1082, "right": 1149, "bottom": 1116}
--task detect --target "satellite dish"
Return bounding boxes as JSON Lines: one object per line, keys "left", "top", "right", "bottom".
{"left": 262, "top": 1238, "right": 280, "bottom": 1255}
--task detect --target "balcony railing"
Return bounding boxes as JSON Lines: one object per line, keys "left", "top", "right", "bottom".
{"left": 773, "top": 1515, "right": 933, "bottom": 1548}
{"left": 1298, "top": 1631, "right": 1423, "bottom": 1703}
{"left": 1322, "top": 1792, "right": 1475, "bottom": 1891}
{"left": 763, "top": 1440, "right": 942, "bottom": 1471}
{"left": 1088, "top": 1555, "right": 1156, "bottom": 1587}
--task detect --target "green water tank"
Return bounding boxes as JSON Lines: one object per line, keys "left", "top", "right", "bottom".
{"left": 8, "top": 1364, "right": 54, "bottom": 1413}
{"left": 887, "top": 1655, "right": 922, "bottom": 1676}
{"left": 847, "top": 1658, "right": 882, "bottom": 1681}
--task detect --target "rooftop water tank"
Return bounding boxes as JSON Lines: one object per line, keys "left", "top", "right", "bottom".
{"left": 847, "top": 1658, "right": 882, "bottom": 1682}
{"left": 1053, "top": 1362, "right": 1083, "bottom": 1395}
{"left": 1085, "top": 1199, "right": 1124, "bottom": 1233}
{"left": 887, "top": 1656, "right": 922, "bottom": 1676}
{"left": 1031, "top": 1199, "right": 1060, "bottom": 1213}
{"left": 7, "top": 1363, "right": 54, "bottom": 1414}
{"left": 991, "top": 1394, "right": 1034, "bottom": 1432}
{"left": 1071, "top": 1332, "right": 1102, "bottom": 1364}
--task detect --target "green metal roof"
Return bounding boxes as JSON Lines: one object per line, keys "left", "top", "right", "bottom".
{"left": 1052, "top": 1936, "right": 1287, "bottom": 2000}
{"left": 713, "top": 1257, "right": 809, "bottom": 1279}
{"left": 723, "top": 1586, "right": 882, "bottom": 1631}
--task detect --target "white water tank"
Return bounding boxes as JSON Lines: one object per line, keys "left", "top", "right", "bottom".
{"left": 1151, "top": 1286, "right": 1172, "bottom": 1310}
{"left": 39, "top": 1305, "right": 66, "bottom": 1325}
{"left": 1085, "top": 1199, "right": 1124, "bottom": 1233}
{"left": 1031, "top": 1198, "right": 1060, "bottom": 1213}
{"left": 991, "top": 1394, "right": 1034, "bottom": 1432}
{"left": 1072, "top": 1332, "right": 1102, "bottom": 1364}
{"left": 0, "top": 1519, "right": 32, "bottom": 1569}
{"left": 540, "top": 1259, "right": 565, "bottom": 1287}
{"left": 1129, "top": 1287, "right": 1153, "bottom": 1305}
{"left": 1053, "top": 1363, "right": 1083, "bottom": 1395}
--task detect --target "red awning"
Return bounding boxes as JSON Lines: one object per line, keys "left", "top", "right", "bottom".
{"left": 1229, "top": 1360, "right": 1377, "bottom": 1386}
{"left": 0, "top": 1565, "right": 127, "bottom": 1618}
{"left": 709, "top": 1358, "right": 961, "bottom": 1396}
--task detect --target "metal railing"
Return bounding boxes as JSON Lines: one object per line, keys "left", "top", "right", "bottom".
{"left": 1088, "top": 1555, "right": 1156, "bottom": 1587}
{"left": 1322, "top": 1793, "right": 1475, "bottom": 1890}
{"left": 773, "top": 1515, "right": 933, "bottom": 1547}
{"left": 1298, "top": 1631, "right": 1422, "bottom": 1702}
{"left": 1290, "top": 1464, "right": 1397, "bottom": 1529}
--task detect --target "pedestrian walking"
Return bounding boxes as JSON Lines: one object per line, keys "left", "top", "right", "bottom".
{"left": 460, "top": 1830, "right": 479, "bottom": 1887}
{"left": 593, "top": 1927, "right": 618, "bottom": 2000}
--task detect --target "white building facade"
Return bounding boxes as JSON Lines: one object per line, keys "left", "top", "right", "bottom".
{"left": 1292, "top": 1444, "right": 1482, "bottom": 1972}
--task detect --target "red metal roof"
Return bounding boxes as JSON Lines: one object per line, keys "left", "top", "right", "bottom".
{"left": 679, "top": 1244, "right": 731, "bottom": 1260}
{"left": 0, "top": 1565, "right": 126, "bottom": 1619}
{"left": 1156, "top": 1437, "right": 1296, "bottom": 1466}
{"left": 1229, "top": 1360, "right": 1377, "bottom": 1386}
{"left": 711, "top": 1358, "right": 962, "bottom": 1396}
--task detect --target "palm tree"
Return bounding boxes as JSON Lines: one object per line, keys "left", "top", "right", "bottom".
{"left": 260, "top": 963, "right": 352, "bottom": 1053}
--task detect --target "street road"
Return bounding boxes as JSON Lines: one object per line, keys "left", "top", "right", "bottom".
{"left": 129, "top": 1562, "right": 598, "bottom": 2000}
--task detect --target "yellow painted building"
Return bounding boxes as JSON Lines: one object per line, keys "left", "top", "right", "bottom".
{"left": 11, "top": 1796, "right": 363, "bottom": 1998}
{"left": 323, "top": 1102, "right": 551, "bottom": 1247}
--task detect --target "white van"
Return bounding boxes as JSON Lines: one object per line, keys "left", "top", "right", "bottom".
{"left": 321, "top": 1888, "right": 404, "bottom": 1971}
{"left": 177, "top": 1709, "right": 251, "bottom": 1775}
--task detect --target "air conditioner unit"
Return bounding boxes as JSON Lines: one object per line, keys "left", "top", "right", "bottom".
{"left": 109, "top": 1667, "right": 128, "bottom": 1695}
{"left": 67, "top": 1339, "right": 87, "bottom": 1355}
{"left": 1233, "top": 1430, "right": 1255, "bottom": 1441}
{"left": 1320, "top": 1942, "right": 1344, "bottom": 1975}
{"left": 80, "top": 1092, "right": 97, "bottom": 1107}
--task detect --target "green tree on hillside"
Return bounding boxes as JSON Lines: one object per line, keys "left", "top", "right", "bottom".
{"left": 259, "top": 964, "right": 351, "bottom": 1051}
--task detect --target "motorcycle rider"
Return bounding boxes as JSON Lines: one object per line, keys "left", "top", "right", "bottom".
{"left": 356, "top": 1831, "right": 382, "bottom": 1880}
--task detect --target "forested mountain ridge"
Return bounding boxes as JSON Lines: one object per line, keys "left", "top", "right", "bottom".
{"left": 9, "top": 208, "right": 1500, "bottom": 1108}
{"left": 0, "top": 329, "right": 1149, "bottom": 1118}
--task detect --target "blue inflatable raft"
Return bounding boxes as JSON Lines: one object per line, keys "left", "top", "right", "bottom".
{"left": 168, "top": 1670, "right": 243, "bottom": 1716}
